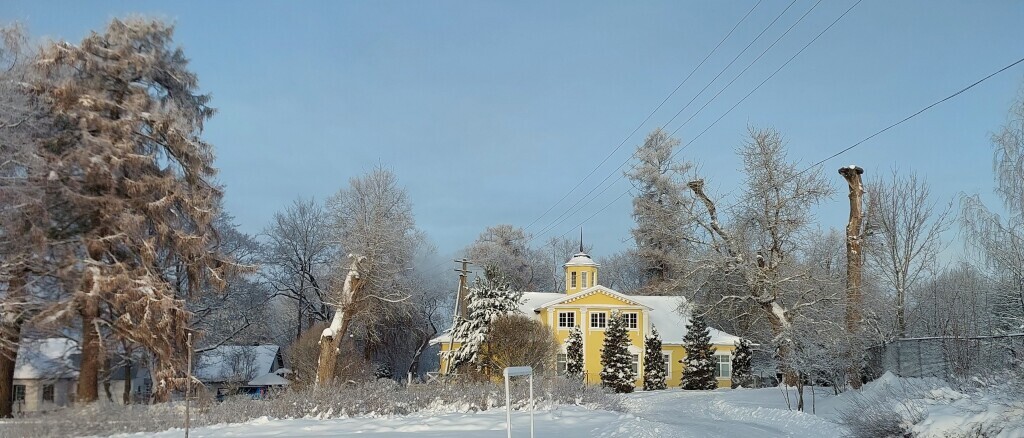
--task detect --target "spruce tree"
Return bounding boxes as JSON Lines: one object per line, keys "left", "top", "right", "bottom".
{"left": 643, "top": 327, "right": 667, "bottom": 390}
{"left": 600, "top": 311, "right": 636, "bottom": 393}
{"left": 731, "top": 338, "right": 753, "bottom": 388}
{"left": 447, "top": 266, "right": 522, "bottom": 372}
{"left": 565, "top": 325, "right": 584, "bottom": 380}
{"left": 680, "top": 313, "right": 717, "bottom": 390}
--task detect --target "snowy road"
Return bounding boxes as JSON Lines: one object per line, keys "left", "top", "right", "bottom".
{"left": 122, "top": 387, "right": 846, "bottom": 437}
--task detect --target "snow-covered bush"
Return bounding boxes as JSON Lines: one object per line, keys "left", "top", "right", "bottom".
{"left": 6, "top": 377, "right": 623, "bottom": 437}
{"left": 599, "top": 311, "right": 636, "bottom": 393}
{"left": 680, "top": 313, "right": 716, "bottom": 390}
{"left": 643, "top": 327, "right": 667, "bottom": 390}
{"left": 837, "top": 372, "right": 1024, "bottom": 438}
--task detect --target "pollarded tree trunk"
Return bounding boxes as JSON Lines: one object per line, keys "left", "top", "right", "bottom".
{"left": 839, "top": 165, "right": 865, "bottom": 390}
{"left": 77, "top": 294, "right": 101, "bottom": 403}
{"left": 315, "top": 255, "right": 365, "bottom": 386}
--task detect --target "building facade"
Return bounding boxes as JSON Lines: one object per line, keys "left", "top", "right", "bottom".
{"left": 434, "top": 250, "right": 741, "bottom": 389}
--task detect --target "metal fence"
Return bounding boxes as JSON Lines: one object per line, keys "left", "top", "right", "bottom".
{"left": 865, "top": 333, "right": 1024, "bottom": 379}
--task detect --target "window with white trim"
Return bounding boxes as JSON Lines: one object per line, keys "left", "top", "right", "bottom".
{"left": 11, "top": 384, "right": 25, "bottom": 402}
{"left": 663, "top": 352, "right": 671, "bottom": 377}
{"left": 715, "top": 354, "right": 731, "bottom": 378}
{"left": 590, "top": 312, "right": 606, "bottom": 329}
{"left": 581, "top": 272, "right": 588, "bottom": 288}
{"left": 570, "top": 272, "right": 577, "bottom": 288}
{"left": 557, "top": 312, "right": 575, "bottom": 328}
{"left": 42, "top": 384, "right": 54, "bottom": 402}
{"left": 556, "top": 353, "right": 568, "bottom": 375}
{"left": 622, "top": 312, "right": 638, "bottom": 329}
{"left": 630, "top": 354, "right": 639, "bottom": 374}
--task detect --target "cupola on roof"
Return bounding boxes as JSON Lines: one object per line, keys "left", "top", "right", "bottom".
{"left": 564, "top": 251, "right": 599, "bottom": 267}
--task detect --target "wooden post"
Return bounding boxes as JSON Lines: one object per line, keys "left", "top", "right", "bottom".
{"left": 839, "top": 165, "right": 865, "bottom": 389}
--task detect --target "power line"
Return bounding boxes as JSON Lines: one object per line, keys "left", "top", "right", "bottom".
{"left": 560, "top": 54, "right": 1024, "bottom": 241}
{"left": 531, "top": 0, "right": 805, "bottom": 242}
{"left": 543, "top": 0, "right": 854, "bottom": 242}
{"left": 521, "top": 0, "right": 765, "bottom": 234}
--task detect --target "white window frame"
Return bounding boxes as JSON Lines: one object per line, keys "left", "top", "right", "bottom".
{"left": 42, "top": 384, "right": 54, "bottom": 402}
{"left": 622, "top": 312, "right": 638, "bottom": 330}
{"left": 715, "top": 354, "right": 732, "bottom": 379}
{"left": 556, "top": 353, "right": 568, "bottom": 375}
{"left": 557, "top": 311, "right": 575, "bottom": 328}
{"left": 630, "top": 354, "right": 639, "bottom": 375}
{"left": 581, "top": 272, "right": 588, "bottom": 288}
{"left": 12, "top": 384, "right": 25, "bottom": 402}
{"left": 590, "top": 311, "right": 607, "bottom": 329}
{"left": 570, "top": 272, "right": 577, "bottom": 288}
{"left": 663, "top": 352, "right": 672, "bottom": 378}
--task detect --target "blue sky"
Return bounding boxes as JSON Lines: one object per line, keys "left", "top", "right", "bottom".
{"left": 4, "top": 1, "right": 1023, "bottom": 260}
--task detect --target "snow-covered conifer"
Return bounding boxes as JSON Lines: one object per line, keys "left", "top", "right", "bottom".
{"left": 731, "top": 338, "right": 753, "bottom": 388}
{"left": 643, "top": 327, "right": 667, "bottom": 390}
{"left": 600, "top": 311, "right": 636, "bottom": 393}
{"left": 446, "top": 267, "right": 522, "bottom": 372}
{"left": 565, "top": 325, "right": 584, "bottom": 380}
{"left": 680, "top": 313, "right": 717, "bottom": 390}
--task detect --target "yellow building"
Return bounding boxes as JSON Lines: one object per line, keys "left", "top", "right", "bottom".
{"left": 433, "top": 249, "right": 741, "bottom": 389}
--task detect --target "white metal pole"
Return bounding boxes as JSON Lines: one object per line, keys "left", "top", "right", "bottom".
{"left": 528, "top": 374, "right": 534, "bottom": 438}
{"left": 505, "top": 375, "right": 512, "bottom": 438}
{"left": 185, "top": 332, "right": 192, "bottom": 438}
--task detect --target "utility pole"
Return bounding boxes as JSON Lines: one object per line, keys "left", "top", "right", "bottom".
{"left": 444, "top": 258, "right": 472, "bottom": 374}
{"left": 839, "top": 165, "right": 865, "bottom": 390}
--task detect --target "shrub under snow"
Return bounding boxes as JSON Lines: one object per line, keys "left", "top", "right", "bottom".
{"left": 5, "top": 377, "right": 621, "bottom": 438}
{"left": 837, "top": 372, "right": 1024, "bottom": 438}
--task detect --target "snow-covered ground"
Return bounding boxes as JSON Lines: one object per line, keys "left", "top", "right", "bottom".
{"left": 120, "top": 387, "right": 844, "bottom": 438}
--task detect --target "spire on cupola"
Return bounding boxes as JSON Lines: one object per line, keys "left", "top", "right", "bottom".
{"left": 564, "top": 229, "right": 598, "bottom": 294}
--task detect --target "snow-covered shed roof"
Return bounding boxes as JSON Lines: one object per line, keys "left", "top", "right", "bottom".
{"left": 13, "top": 338, "right": 79, "bottom": 380}
{"left": 248, "top": 372, "right": 290, "bottom": 387}
{"left": 429, "top": 289, "right": 740, "bottom": 346}
{"left": 193, "top": 345, "right": 282, "bottom": 383}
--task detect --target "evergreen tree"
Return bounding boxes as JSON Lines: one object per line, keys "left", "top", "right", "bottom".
{"left": 446, "top": 266, "right": 523, "bottom": 372}
{"left": 626, "top": 128, "right": 693, "bottom": 292}
{"left": 731, "top": 338, "right": 753, "bottom": 388}
{"left": 565, "top": 325, "right": 584, "bottom": 380}
{"left": 600, "top": 311, "right": 636, "bottom": 393}
{"left": 643, "top": 327, "right": 667, "bottom": 390}
{"left": 680, "top": 313, "right": 717, "bottom": 390}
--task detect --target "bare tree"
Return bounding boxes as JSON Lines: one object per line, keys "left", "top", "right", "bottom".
{"left": 866, "top": 170, "right": 952, "bottom": 338}
{"left": 685, "top": 127, "right": 834, "bottom": 383}
{"left": 598, "top": 248, "right": 646, "bottom": 293}
{"left": 260, "top": 198, "right": 337, "bottom": 340}
{"left": 485, "top": 315, "right": 559, "bottom": 376}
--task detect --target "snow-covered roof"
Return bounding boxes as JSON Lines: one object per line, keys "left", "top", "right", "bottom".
{"left": 429, "top": 288, "right": 741, "bottom": 346}
{"left": 564, "top": 252, "right": 599, "bottom": 267}
{"left": 13, "top": 338, "right": 79, "bottom": 380}
{"left": 248, "top": 372, "right": 290, "bottom": 387}
{"left": 193, "top": 345, "right": 281, "bottom": 383}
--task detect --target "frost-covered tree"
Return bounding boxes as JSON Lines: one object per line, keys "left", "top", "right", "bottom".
{"left": 565, "top": 325, "right": 584, "bottom": 380}
{"left": 600, "top": 311, "right": 635, "bottom": 393}
{"left": 466, "top": 225, "right": 549, "bottom": 291}
{"left": 643, "top": 327, "right": 667, "bottom": 390}
{"left": 485, "top": 314, "right": 559, "bottom": 376}
{"left": 680, "top": 313, "right": 716, "bottom": 390}
{"left": 30, "top": 18, "right": 235, "bottom": 403}
{"left": 731, "top": 338, "right": 753, "bottom": 388}
{"left": 597, "top": 249, "right": 646, "bottom": 294}
{"left": 626, "top": 128, "right": 693, "bottom": 294}
{"left": 446, "top": 267, "right": 522, "bottom": 373}
{"left": 961, "top": 85, "right": 1024, "bottom": 335}
{"left": 685, "top": 127, "right": 834, "bottom": 385}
